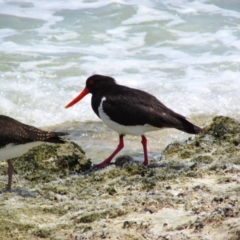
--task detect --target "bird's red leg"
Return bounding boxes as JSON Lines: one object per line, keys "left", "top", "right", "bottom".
{"left": 6, "top": 160, "right": 14, "bottom": 191}
{"left": 94, "top": 135, "right": 124, "bottom": 168}
{"left": 141, "top": 135, "right": 148, "bottom": 165}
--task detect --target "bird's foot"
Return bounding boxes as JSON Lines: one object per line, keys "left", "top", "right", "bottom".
{"left": 143, "top": 160, "right": 148, "bottom": 166}
{"left": 92, "top": 156, "right": 113, "bottom": 169}
{"left": 81, "top": 162, "right": 111, "bottom": 175}
{"left": 0, "top": 188, "right": 11, "bottom": 194}
{"left": 93, "top": 158, "right": 114, "bottom": 168}
{"left": 4, "top": 182, "right": 11, "bottom": 191}
{"left": 94, "top": 162, "right": 110, "bottom": 169}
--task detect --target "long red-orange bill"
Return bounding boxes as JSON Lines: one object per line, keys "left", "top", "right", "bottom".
{"left": 65, "top": 88, "right": 89, "bottom": 108}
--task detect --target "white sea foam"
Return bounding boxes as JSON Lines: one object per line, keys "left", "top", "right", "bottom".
{"left": 0, "top": 0, "right": 240, "bottom": 127}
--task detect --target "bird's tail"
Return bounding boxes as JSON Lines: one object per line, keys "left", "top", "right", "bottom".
{"left": 178, "top": 118, "right": 202, "bottom": 134}
{"left": 44, "top": 131, "right": 68, "bottom": 144}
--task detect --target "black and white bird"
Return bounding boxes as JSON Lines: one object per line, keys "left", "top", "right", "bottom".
{"left": 0, "top": 115, "right": 67, "bottom": 190}
{"left": 65, "top": 74, "right": 202, "bottom": 168}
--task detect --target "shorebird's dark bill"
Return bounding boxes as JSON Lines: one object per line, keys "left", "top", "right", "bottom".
{"left": 65, "top": 88, "right": 89, "bottom": 108}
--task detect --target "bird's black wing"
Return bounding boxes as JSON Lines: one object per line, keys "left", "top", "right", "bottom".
{"left": 101, "top": 86, "right": 201, "bottom": 134}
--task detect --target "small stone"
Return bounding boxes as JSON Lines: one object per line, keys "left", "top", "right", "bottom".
{"left": 115, "top": 155, "right": 134, "bottom": 167}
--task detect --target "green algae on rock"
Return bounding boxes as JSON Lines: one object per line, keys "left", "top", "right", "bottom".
{"left": 0, "top": 141, "right": 91, "bottom": 189}
{"left": 162, "top": 116, "right": 240, "bottom": 163}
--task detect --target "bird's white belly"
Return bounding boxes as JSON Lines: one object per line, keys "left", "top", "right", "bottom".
{"left": 102, "top": 118, "right": 159, "bottom": 135}
{"left": 98, "top": 98, "right": 159, "bottom": 136}
{"left": 0, "top": 141, "right": 44, "bottom": 160}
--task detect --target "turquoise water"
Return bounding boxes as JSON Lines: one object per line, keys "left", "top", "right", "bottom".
{"left": 0, "top": 0, "right": 240, "bottom": 127}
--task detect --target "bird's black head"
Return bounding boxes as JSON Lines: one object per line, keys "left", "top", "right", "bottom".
{"left": 86, "top": 74, "right": 116, "bottom": 94}
{"left": 65, "top": 74, "right": 116, "bottom": 109}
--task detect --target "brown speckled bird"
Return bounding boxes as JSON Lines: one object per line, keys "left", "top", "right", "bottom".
{"left": 0, "top": 115, "right": 67, "bottom": 191}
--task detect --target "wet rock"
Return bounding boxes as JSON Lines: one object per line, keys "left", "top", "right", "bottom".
{"left": 115, "top": 154, "right": 134, "bottom": 167}
{"left": 0, "top": 116, "right": 240, "bottom": 240}
{"left": 162, "top": 116, "right": 240, "bottom": 176}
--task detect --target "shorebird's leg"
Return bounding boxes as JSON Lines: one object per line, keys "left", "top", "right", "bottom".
{"left": 95, "top": 134, "right": 124, "bottom": 168}
{"left": 141, "top": 135, "right": 148, "bottom": 165}
{"left": 6, "top": 159, "right": 14, "bottom": 191}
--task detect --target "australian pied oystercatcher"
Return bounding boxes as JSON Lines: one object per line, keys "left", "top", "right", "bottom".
{"left": 0, "top": 115, "right": 67, "bottom": 191}
{"left": 65, "top": 74, "right": 202, "bottom": 168}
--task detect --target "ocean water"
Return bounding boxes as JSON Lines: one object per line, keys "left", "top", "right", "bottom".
{"left": 0, "top": 0, "right": 240, "bottom": 128}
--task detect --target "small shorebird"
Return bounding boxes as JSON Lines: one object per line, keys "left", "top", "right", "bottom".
{"left": 0, "top": 115, "right": 67, "bottom": 190}
{"left": 65, "top": 74, "right": 202, "bottom": 168}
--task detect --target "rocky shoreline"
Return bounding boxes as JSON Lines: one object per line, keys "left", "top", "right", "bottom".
{"left": 0, "top": 116, "right": 239, "bottom": 240}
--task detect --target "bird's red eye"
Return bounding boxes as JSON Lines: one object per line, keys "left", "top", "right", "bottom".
{"left": 89, "top": 80, "right": 94, "bottom": 85}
